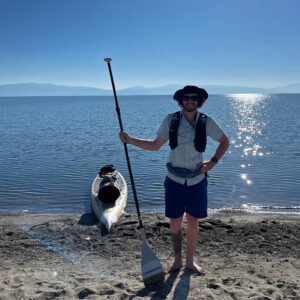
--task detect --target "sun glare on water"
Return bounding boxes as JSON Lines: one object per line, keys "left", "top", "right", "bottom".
{"left": 227, "top": 94, "right": 271, "bottom": 187}
{"left": 228, "top": 94, "right": 270, "bottom": 102}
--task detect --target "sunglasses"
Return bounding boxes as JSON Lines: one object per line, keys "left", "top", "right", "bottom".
{"left": 182, "top": 95, "right": 199, "bottom": 102}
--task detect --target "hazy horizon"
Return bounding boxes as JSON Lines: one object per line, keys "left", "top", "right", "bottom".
{"left": 1, "top": 81, "right": 300, "bottom": 90}
{"left": 1, "top": 81, "right": 300, "bottom": 97}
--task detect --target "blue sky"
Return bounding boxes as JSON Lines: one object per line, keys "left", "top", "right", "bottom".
{"left": 0, "top": 0, "right": 299, "bottom": 89}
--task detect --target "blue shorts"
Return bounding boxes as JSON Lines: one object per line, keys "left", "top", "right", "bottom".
{"left": 164, "top": 176, "right": 208, "bottom": 219}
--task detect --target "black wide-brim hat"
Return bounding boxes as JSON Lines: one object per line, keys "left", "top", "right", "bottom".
{"left": 173, "top": 85, "right": 208, "bottom": 101}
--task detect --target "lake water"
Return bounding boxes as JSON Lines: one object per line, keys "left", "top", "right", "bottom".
{"left": 1, "top": 94, "right": 300, "bottom": 214}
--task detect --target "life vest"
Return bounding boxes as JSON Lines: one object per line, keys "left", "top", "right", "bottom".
{"left": 169, "top": 111, "right": 207, "bottom": 153}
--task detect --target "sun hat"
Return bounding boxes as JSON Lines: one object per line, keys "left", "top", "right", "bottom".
{"left": 173, "top": 85, "right": 208, "bottom": 102}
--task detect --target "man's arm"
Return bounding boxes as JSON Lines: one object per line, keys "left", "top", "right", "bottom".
{"left": 211, "top": 134, "right": 230, "bottom": 162}
{"left": 119, "top": 131, "right": 167, "bottom": 151}
{"left": 200, "top": 134, "right": 230, "bottom": 173}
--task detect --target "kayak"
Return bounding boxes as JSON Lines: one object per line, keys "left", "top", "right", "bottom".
{"left": 91, "top": 166, "right": 128, "bottom": 231}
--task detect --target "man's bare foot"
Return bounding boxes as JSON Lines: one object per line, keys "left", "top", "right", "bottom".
{"left": 168, "top": 260, "right": 183, "bottom": 273}
{"left": 186, "top": 261, "right": 206, "bottom": 275}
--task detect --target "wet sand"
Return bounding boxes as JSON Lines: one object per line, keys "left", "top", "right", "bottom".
{"left": 0, "top": 211, "right": 299, "bottom": 299}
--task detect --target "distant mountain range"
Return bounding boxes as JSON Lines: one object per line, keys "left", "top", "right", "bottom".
{"left": 0, "top": 82, "right": 300, "bottom": 96}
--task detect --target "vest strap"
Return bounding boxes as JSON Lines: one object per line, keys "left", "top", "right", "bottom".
{"left": 169, "top": 111, "right": 181, "bottom": 149}
{"left": 169, "top": 111, "right": 207, "bottom": 152}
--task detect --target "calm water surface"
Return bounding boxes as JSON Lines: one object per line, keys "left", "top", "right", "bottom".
{"left": 0, "top": 94, "right": 299, "bottom": 214}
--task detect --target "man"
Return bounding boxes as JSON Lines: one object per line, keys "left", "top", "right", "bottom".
{"left": 119, "top": 85, "right": 229, "bottom": 275}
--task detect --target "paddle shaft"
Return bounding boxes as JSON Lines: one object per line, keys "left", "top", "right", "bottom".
{"left": 105, "top": 59, "right": 144, "bottom": 229}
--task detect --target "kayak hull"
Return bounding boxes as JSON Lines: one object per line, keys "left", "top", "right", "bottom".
{"left": 91, "top": 171, "right": 127, "bottom": 231}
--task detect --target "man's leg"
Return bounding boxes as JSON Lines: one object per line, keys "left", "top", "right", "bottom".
{"left": 185, "top": 213, "right": 206, "bottom": 275}
{"left": 169, "top": 216, "right": 183, "bottom": 272}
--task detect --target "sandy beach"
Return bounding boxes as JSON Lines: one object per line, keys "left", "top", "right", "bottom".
{"left": 0, "top": 211, "right": 299, "bottom": 300}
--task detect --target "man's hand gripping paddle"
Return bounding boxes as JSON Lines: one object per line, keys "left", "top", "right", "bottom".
{"left": 104, "top": 58, "right": 165, "bottom": 286}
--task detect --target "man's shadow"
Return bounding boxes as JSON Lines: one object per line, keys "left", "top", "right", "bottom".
{"left": 172, "top": 268, "right": 192, "bottom": 300}
{"left": 129, "top": 270, "right": 179, "bottom": 300}
{"left": 129, "top": 268, "right": 192, "bottom": 300}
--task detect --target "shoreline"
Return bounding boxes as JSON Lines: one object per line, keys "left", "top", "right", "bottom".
{"left": 1, "top": 204, "right": 299, "bottom": 218}
{"left": 0, "top": 211, "right": 299, "bottom": 299}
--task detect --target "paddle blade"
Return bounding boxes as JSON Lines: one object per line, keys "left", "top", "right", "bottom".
{"left": 140, "top": 228, "right": 165, "bottom": 286}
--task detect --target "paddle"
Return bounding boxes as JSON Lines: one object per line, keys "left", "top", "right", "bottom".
{"left": 104, "top": 58, "right": 165, "bottom": 286}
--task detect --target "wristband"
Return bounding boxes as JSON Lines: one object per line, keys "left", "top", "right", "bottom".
{"left": 211, "top": 156, "right": 218, "bottom": 164}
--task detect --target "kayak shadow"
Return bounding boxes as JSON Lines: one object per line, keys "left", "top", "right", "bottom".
{"left": 78, "top": 213, "right": 110, "bottom": 236}
{"left": 78, "top": 213, "right": 98, "bottom": 226}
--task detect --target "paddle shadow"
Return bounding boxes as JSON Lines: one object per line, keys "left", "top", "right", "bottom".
{"left": 172, "top": 268, "right": 191, "bottom": 300}
{"left": 129, "top": 271, "right": 180, "bottom": 300}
